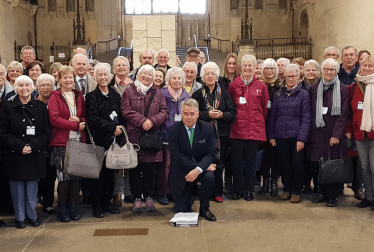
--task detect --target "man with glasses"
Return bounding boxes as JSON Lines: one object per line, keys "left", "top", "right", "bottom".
{"left": 186, "top": 47, "right": 203, "bottom": 83}
{"left": 338, "top": 46, "right": 359, "bottom": 86}
{"left": 20, "top": 46, "right": 36, "bottom": 72}
{"left": 154, "top": 49, "right": 171, "bottom": 72}
{"left": 130, "top": 50, "right": 154, "bottom": 81}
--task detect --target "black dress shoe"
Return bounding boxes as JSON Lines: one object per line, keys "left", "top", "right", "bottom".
{"left": 244, "top": 192, "right": 254, "bottom": 201}
{"left": 93, "top": 208, "right": 104, "bottom": 218}
{"left": 43, "top": 208, "right": 57, "bottom": 215}
{"left": 326, "top": 198, "right": 337, "bottom": 207}
{"left": 199, "top": 208, "right": 217, "bottom": 221}
{"left": 102, "top": 205, "right": 120, "bottom": 214}
{"left": 311, "top": 196, "right": 328, "bottom": 203}
{"left": 232, "top": 193, "right": 243, "bottom": 200}
{"left": 357, "top": 198, "right": 372, "bottom": 208}
{"left": 15, "top": 220, "right": 26, "bottom": 229}
{"left": 301, "top": 185, "right": 311, "bottom": 193}
{"left": 124, "top": 195, "right": 134, "bottom": 203}
{"left": 0, "top": 220, "right": 5, "bottom": 227}
{"left": 29, "top": 219, "right": 40, "bottom": 227}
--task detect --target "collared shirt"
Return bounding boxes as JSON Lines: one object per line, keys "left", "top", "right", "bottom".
{"left": 184, "top": 123, "right": 203, "bottom": 173}
{"left": 0, "top": 85, "right": 4, "bottom": 99}
{"left": 76, "top": 75, "right": 88, "bottom": 90}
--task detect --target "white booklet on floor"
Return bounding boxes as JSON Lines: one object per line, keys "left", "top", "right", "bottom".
{"left": 170, "top": 212, "right": 199, "bottom": 227}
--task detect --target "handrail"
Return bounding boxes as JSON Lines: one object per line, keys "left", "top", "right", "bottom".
{"left": 97, "top": 37, "right": 120, "bottom": 54}
{"left": 130, "top": 39, "right": 133, "bottom": 49}
{"left": 193, "top": 34, "right": 197, "bottom": 47}
{"left": 210, "top": 36, "right": 231, "bottom": 52}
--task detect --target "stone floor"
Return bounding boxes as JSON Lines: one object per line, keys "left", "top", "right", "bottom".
{"left": 1, "top": 186, "right": 374, "bottom": 252}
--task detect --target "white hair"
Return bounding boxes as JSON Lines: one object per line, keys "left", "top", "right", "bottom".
{"left": 0, "top": 64, "right": 7, "bottom": 76}
{"left": 139, "top": 50, "right": 154, "bottom": 62}
{"left": 157, "top": 49, "right": 170, "bottom": 58}
{"left": 36, "top": 73, "right": 56, "bottom": 88}
{"left": 321, "top": 58, "right": 340, "bottom": 73}
{"left": 165, "top": 67, "right": 185, "bottom": 86}
{"left": 284, "top": 64, "right": 300, "bottom": 76}
{"left": 21, "top": 46, "right": 35, "bottom": 55}
{"left": 277, "top": 58, "right": 290, "bottom": 66}
{"left": 94, "top": 63, "right": 112, "bottom": 81}
{"left": 241, "top": 55, "right": 257, "bottom": 66}
{"left": 14, "top": 75, "right": 35, "bottom": 93}
{"left": 7, "top": 61, "right": 23, "bottom": 72}
{"left": 304, "top": 59, "right": 321, "bottom": 75}
{"left": 201, "top": 62, "right": 220, "bottom": 79}
{"left": 137, "top": 65, "right": 156, "bottom": 81}
{"left": 342, "top": 46, "right": 358, "bottom": 56}
{"left": 183, "top": 61, "right": 198, "bottom": 73}
{"left": 72, "top": 53, "right": 89, "bottom": 65}
{"left": 113, "top": 56, "right": 130, "bottom": 69}
{"left": 324, "top": 46, "right": 340, "bottom": 58}
{"left": 261, "top": 58, "right": 279, "bottom": 77}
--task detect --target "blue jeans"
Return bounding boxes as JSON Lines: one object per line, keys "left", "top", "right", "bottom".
{"left": 10, "top": 180, "right": 39, "bottom": 221}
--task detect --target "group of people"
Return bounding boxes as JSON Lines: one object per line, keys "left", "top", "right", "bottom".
{"left": 0, "top": 43, "right": 372, "bottom": 228}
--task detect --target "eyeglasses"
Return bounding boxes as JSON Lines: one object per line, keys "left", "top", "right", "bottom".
{"left": 187, "top": 55, "right": 200, "bottom": 59}
{"left": 342, "top": 53, "right": 356, "bottom": 58}
{"left": 323, "top": 68, "right": 336, "bottom": 73}
{"left": 285, "top": 75, "right": 298, "bottom": 79}
{"left": 39, "top": 84, "right": 52, "bottom": 88}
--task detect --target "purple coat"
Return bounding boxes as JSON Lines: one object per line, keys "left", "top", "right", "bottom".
{"left": 267, "top": 84, "right": 311, "bottom": 143}
{"left": 121, "top": 84, "right": 168, "bottom": 163}
{"left": 161, "top": 87, "right": 190, "bottom": 142}
{"left": 308, "top": 81, "right": 349, "bottom": 162}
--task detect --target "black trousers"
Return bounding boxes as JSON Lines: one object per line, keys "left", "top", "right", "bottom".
{"left": 230, "top": 139, "right": 259, "bottom": 193}
{"left": 173, "top": 171, "right": 215, "bottom": 212}
{"left": 38, "top": 155, "right": 57, "bottom": 210}
{"left": 90, "top": 164, "right": 114, "bottom": 210}
{"left": 320, "top": 183, "right": 344, "bottom": 199}
{"left": 259, "top": 142, "right": 280, "bottom": 181}
{"left": 129, "top": 162, "right": 157, "bottom": 199}
{"left": 212, "top": 136, "right": 229, "bottom": 197}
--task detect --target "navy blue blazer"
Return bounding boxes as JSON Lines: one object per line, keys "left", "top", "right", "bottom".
{"left": 167, "top": 119, "right": 216, "bottom": 196}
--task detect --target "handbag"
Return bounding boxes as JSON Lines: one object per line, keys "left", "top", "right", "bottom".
{"left": 318, "top": 146, "right": 353, "bottom": 184}
{"left": 64, "top": 124, "right": 105, "bottom": 179}
{"left": 139, "top": 89, "right": 163, "bottom": 152}
{"left": 106, "top": 126, "right": 140, "bottom": 169}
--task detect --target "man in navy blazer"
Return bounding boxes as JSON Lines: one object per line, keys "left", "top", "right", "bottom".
{"left": 168, "top": 98, "right": 217, "bottom": 221}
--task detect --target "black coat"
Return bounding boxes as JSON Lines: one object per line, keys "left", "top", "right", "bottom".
{"left": 0, "top": 95, "right": 50, "bottom": 181}
{"left": 86, "top": 86, "right": 123, "bottom": 150}
{"left": 192, "top": 83, "right": 237, "bottom": 137}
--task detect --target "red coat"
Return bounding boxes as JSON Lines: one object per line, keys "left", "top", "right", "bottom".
{"left": 346, "top": 83, "right": 374, "bottom": 140}
{"left": 48, "top": 89, "right": 86, "bottom": 147}
{"left": 229, "top": 75, "right": 270, "bottom": 141}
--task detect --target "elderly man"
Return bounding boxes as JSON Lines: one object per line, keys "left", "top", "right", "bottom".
{"left": 338, "top": 46, "right": 359, "bottom": 86}
{"left": 74, "top": 47, "right": 87, "bottom": 56}
{"left": 186, "top": 47, "right": 203, "bottom": 83}
{"left": 0, "top": 64, "right": 15, "bottom": 102}
{"left": 200, "top": 51, "right": 206, "bottom": 65}
{"left": 168, "top": 98, "right": 217, "bottom": 221}
{"left": 20, "top": 46, "right": 36, "bottom": 71}
{"left": 324, "top": 46, "right": 340, "bottom": 60}
{"left": 277, "top": 57, "right": 290, "bottom": 83}
{"left": 154, "top": 49, "right": 171, "bottom": 72}
{"left": 129, "top": 50, "right": 154, "bottom": 81}
{"left": 72, "top": 53, "right": 97, "bottom": 96}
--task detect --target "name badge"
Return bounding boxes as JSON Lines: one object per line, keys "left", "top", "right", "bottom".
{"left": 110, "top": 111, "right": 118, "bottom": 120}
{"left": 174, "top": 114, "right": 182, "bottom": 122}
{"left": 267, "top": 101, "right": 272, "bottom": 109}
{"left": 239, "top": 97, "right": 247, "bottom": 104}
{"left": 322, "top": 107, "right": 328, "bottom": 115}
{"left": 358, "top": 101, "right": 363, "bottom": 110}
{"left": 26, "top": 126, "right": 35, "bottom": 135}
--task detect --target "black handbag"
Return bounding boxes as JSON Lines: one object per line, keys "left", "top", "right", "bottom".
{"left": 139, "top": 89, "right": 163, "bottom": 152}
{"left": 318, "top": 146, "right": 353, "bottom": 184}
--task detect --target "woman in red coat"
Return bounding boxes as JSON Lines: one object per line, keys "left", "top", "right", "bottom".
{"left": 49, "top": 66, "right": 86, "bottom": 222}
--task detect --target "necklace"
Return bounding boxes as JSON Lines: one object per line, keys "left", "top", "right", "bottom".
{"left": 61, "top": 91, "right": 76, "bottom": 116}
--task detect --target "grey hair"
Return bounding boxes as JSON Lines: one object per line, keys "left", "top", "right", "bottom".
{"left": 324, "top": 46, "right": 340, "bottom": 57}
{"left": 183, "top": 61, "right": 198, "bottom": 73}
{"left": 200, "top": 51, "right": 205, "bottom": 57}
{"left": 277, "top": 57, "right": 290, "bottom": 66}
{"left": 14, "top": 75, "right": 35, "bottom": 92}
{"left": 284, "top": 64, "right": 300, "bottom": 76}
{"left": 181, "top": 98, "right": 199, "bottom": 112}
{"left": 261, "top": 58, "right": 279, "bottom": 77}
{"left": 7, "top": 61, "right": 23, "bottom": 72}
{"left": 0, "top": 64, "right": 7, "bottom": 76}
{"left": 201, "top": 62, "right": 220, "bottom": 79}
{"left": 241, "top": 55, "right": 257, "bottom": 66}
{"left": 49, "top": 62, "right": 63, "bottom": 73}
{"left": 157, "top": 49, "right": 170, "bottom": 58}
{"left": 72, "top": 53, "right": 89, "bottom": 65}
{"left": 20, "top": 46, "right": 35, "bottom": 55}
{"left": 137, "top": 65, "right": 156, "bottom": 81}
{"left": 342, "top": 45, "right": 358, "bottom": 56}
{"left": 113, "top": 56, "right": 130, "bottom": 69}
{"left": 139, "top": 50, "right": 154, "bottom": 62}
{"left": 304, "top": 59, "right": 321, "bottom": 75}
{"left": 321, "top": 58, "right": 340, "bottom": 73}
{"left": 165, "top": 67, "right": 186, "bottom": 86}
{"left": 94, "top": 63, "right": 112, "bottom": 81}
{"left": 74, "top": 47, "right": 87, "bottom": 55}
{"left": 36, "top": 73, "right": 56, "bottom": 88}
{"left": 257, "top": 59, "right": 264, "bottom": 65}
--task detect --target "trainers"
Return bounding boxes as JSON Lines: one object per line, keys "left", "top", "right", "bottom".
{"left": 145, "top": 197, "right": 156, "bottom": 212}
{"left": 132, "top": 198, "right": 143, "bottom": 213}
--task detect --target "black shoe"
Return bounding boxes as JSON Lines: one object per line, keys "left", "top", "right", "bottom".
{"left": 326, "top": 198, "right": 337, "bottom": 207}
{"left": 301, "top": 185, "right": 311, "bottom": 193}
{"left": 15, "top": 220, "right": 26, "bottom": 229}
{"left": 93, "top": 208, "right": 104, "bottom": 218}
{"left": 311, "top": 196, "right": 328, "bottom": 203}
{"left": 244, "top": 192, "right": 254, "bottom": 201}
{"left": 313, "top": 186, "right": 320, "bottom": 194}
{"left": 0, "top": 220, "right": 5, "bottom": 227}
{"left": 124, "top": 195, "right": 134, "bottom": 203}
{"left": 199, "top": 208, "right": 217, "bottom": 221}
{"left": 354, "top": 191, "right": 364, "bottom": 201}
{"left": 270, "top": 180, "right": 279, "bottom": 197}
{"left": 57, "top": 203, "right": 70, "bottom": 223}
{"left": 68, "top": 203, "right": 81, "bottom": 221}
{"left": 232, "top": 193, "right": 243, "bottom": 200}
{"left": 258, "top": 179, "right": 270, "bottom": 195}
{"left": 357, "top": 198, "right": 372, "bottom": 208}
{"left": 103, "top": 205, "right": 120, "bottom": 214}
{"left": 43, "top": 208, "right": 57, "bottom": 215}
{"left": 29, "top": 219, "right": 40, "bottom": 227}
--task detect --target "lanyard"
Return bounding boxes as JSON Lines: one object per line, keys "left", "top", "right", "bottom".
{"left": 21, "top": 106, "right": 33, "bottom": 126}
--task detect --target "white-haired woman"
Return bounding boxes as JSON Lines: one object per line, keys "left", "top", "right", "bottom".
{"left": 229, "top": 55, "right": 270, "bottom": 201}
{"left": 192, "top": 62, "right": 236, "bottom": 203}
{"left": 0, "top": 64, "right": 15, "bottom": 103}
{"left": 302, "top": 60, "right": 321, "bottom": 91}
{"left": 7, "top": 61, "right": 23, "bottom": 87}
{"left": 158, "top": 67, "right": 190, "bottom": 205}
{"left": 121, "top": 65, "right": 168, "bottom": 213}
{"left": 0, "top": 75, "right": 50, "bottom": 228}
{"left": 85, "top": 63, "right": 123, "bottom": 218}
{"left": 277, "top": 57, "right": 290, "bottom": 83}
{"left": 309, "top": 58, "right": 349, "bottom": 207}
{"left": 182, "top": 62, "right": 202, "bottom": 96}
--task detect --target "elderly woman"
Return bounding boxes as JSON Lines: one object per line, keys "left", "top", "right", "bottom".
{"left": 34, "top": 74, "right": 57, "bottom": 215}
{"left": 0, "top": 64, "right": 15, "bottom": 103}
{"left": 86, "top": 63, "right": 123, "bottom": 218}
{"left": 0, "top": 75, "right": 50, "bottom": 228}
{"left": 301, "top": 60, "right": 321, "bottom": 91}
{"left": 159, "top": 67, "right": 190, "bottom": 205}
{"left": 121, "top": 65, "right": 168, "bottom": 213}
{"left": 229, "top": 55, "right": 270, "bottom": 201}
{"left": 218, "top": 53, "right": 240, "bottom": 91}
{"left": 110, "top": 56, "right": 134, "bottom": 207}
{"left": 49, "top": 62, "right": 63, "bottom": 85}
{"left": 87, "top": 60, "right": 98, "bottom": 77}
{"left": 346, "top": 55, "right": 374, "bottom": 209}
{"left": 358, "top": 50, "right": 371, "bottom": 65}
{"left": 154, "top": 69, "right": 166, "bottom": 89}
{"left": 25, "top": 61, "right": 45, "bottom": 87}
{"left": 192, "top": 62, "right": 236, "bottom": 203}
{"left": 277, "top": 58, "right": 290, "bottom": 83}
{"left": 255, "top": 59, "right": 264, "bottom": 80}
{"left": 267, "top": 64, "right": 311, "bottom": 203}
{"left": 182, "top": 62, "right": 202, "bottom": 96}
{"left": 49, "top": 66, "right": 86, "bottom": 222}
{"left": 292, "top": 57, "right": 306, "bottom": 81}
{"left": 7, "top": 61, "right": 23, "bottom": 87}
{"left": 309, "top": 58, "right": 349, "bottom": 207}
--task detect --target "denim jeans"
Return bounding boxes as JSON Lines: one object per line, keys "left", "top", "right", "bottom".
{"left": 356, "top": 138, "right": 374, "bottom": 201}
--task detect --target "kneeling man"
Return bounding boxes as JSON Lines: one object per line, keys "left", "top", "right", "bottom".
{"left": 168, "top": 99, "right": 217, "bottom": 221}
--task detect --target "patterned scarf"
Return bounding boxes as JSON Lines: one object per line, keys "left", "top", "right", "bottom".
{"left": 134, "top": 80, "right": 153, "bottom": 95}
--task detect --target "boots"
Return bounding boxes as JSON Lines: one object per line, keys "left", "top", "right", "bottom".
{"left": 68, "top": 202, "right": 81, "bottom": 221}
{"left": 224, "top": 175, "right": 233, "bottom": 194}
{"left": 312, "top": 162, "right": 320, "bottom": 194}
{"left": 58, "top": 203, "right": 70, "bottom": 223}
{"left": 270, "top": 179, "right": 278, "bottom": 197}
{"left": 258, "top": 179, "right": 270, "bottom": 195}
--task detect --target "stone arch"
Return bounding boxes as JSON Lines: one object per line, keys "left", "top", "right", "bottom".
{"left": 300, "top": 9, "right": 309, "bottom": 38}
